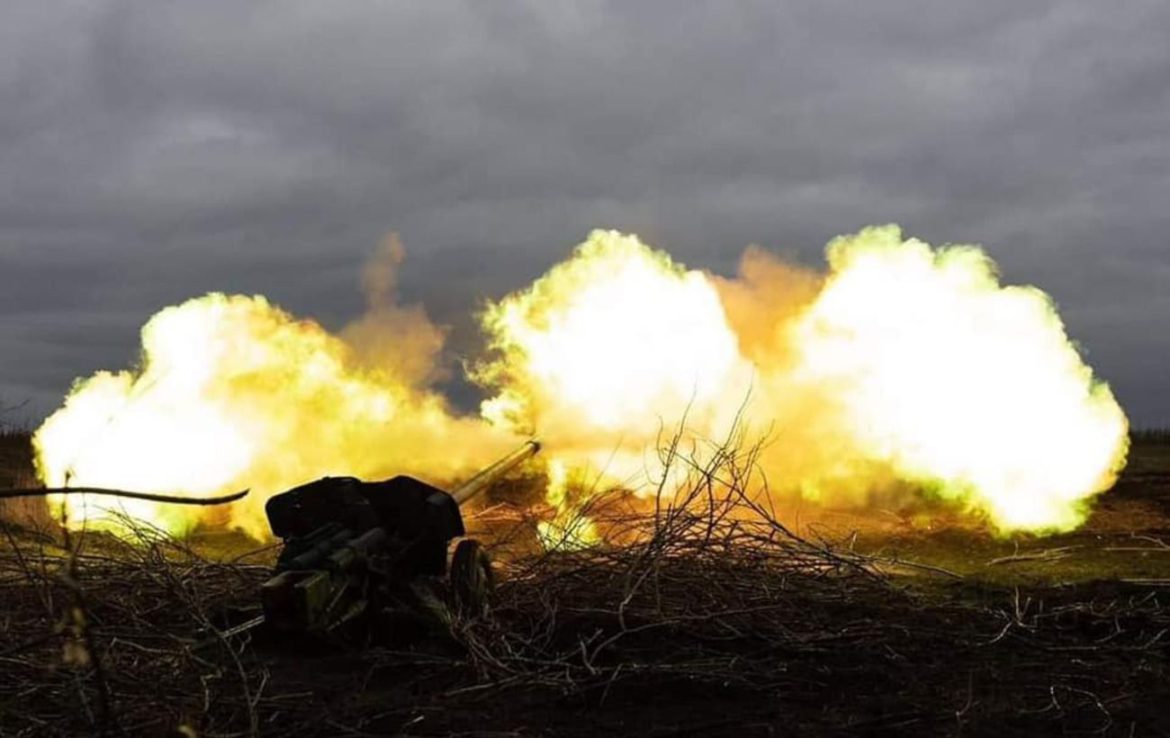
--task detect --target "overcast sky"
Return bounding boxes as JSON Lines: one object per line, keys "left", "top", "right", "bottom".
{"left": 1, "top": 1, "right": 1167, "bottom": 426}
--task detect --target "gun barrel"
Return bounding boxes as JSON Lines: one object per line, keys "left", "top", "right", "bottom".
{"left": 451, "top": 440, "right": 541, "bottom": 505}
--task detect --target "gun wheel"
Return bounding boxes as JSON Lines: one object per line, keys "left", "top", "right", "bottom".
{"left": 450, "top": 538, "right": 494, "bottom": 617}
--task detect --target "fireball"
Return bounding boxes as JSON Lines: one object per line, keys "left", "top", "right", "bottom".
{"left": 34, "top": 226, "right": 1129, "bottom": 540}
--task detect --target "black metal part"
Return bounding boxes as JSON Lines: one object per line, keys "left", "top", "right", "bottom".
{"left": 258, "top": 440, "right": 539, "bottom": 636}
{"left": 0, "top": 486, "right": 249, "bottom": 504}
{"left": 450, "top": 538, "right": 494, "bottom": 617}
{"left": 266, "top": 474, "right": 465, "bottom": 577}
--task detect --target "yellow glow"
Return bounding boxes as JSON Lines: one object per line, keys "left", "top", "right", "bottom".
{"left": 535, "top": 459, "right": 600, "bottom": 550}
{"left": 34, "top": 226, "right": 1129, "bottom": 542}
{"left": 476, "top": 227, "right": 1129, "bottom": 536}
{"left": 474, "top": 231, "right": 753, "bottom": 536}
{"left": 477, "top": 231, "right": 747, "bottom": 434}
{"left": 788, "top": 226, "right": 1128, "bottom": 531}
{"left": 35, "top": 293, "right": 511, "bottom": 538}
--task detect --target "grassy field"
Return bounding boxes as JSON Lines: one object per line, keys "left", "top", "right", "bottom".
{"left": 2, "top": 433, "right": 1169, "bottom": 736}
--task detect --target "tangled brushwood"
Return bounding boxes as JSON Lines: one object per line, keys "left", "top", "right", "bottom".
{"left": 1, "top": 434, "right": 1169, "bottom": 737}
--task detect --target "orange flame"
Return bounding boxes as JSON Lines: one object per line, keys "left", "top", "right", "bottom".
{"left": 476, "top": 227, "right": 1128, "bottom": 535}
{"left": 35, "top": 291, "right": 513, "bottom": 538}
{"left": 33, "top": 226, "right": 1128, "bottom": 540}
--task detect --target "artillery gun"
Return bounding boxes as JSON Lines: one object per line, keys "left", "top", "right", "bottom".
{"left": 255, "top": 440, "right": 540, "bottom": 638}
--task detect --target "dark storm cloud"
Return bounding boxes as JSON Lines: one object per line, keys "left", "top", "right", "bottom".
{"left": 1, "top": 0, "right": 1168, "bottom": 424}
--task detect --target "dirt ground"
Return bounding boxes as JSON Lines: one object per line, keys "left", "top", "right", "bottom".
{"left": 2, "top": 433, "right": 1170, "bottom": 737}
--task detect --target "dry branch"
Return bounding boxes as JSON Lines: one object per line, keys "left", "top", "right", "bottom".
{"left": 1, "top": 429, "right": 1168, "bottom": 736}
